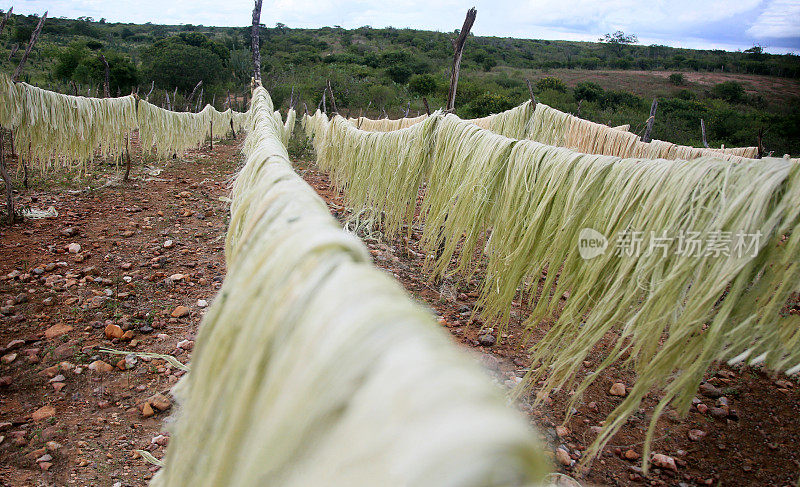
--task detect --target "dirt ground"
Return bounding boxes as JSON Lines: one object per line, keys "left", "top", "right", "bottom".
{"left": 1, "top": 138, "right": 798, "bottom": 486}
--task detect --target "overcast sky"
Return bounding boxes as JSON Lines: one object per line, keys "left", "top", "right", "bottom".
{"left": 5, "top": 0, "right": 800, "bottom": 53}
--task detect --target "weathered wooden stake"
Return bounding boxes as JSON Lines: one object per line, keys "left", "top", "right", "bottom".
{"left": 526, "top": 79, "right": 537, "bottom": 104}
{"left": 251, "top": 0, "right": 264, "bottom": 82}
{"left": 0, "top": 131, "right": 14, "bottom": 224}
{"left": 642, "top": 98, "right": 658, "bottom": 143}
{"left": 446, "top": 7, "right": 477, "bottom": 111}
{"left": 185, "top": 80, "right": 203, "bottom": 111}
{"left": 757, "top": 127, "right": 764, "bottom": 159}
{"left": 124, "top": 134, "right": 132, "bottom": 181}
{"left": 7, "top": 43, "right": 19, "bottom": 61}
{"left": 422, "top": 97, "right": 431, "bottom": 115}
{"left": 0, "top": 7, "right": 12, "bottom": 36}
{"left": 209, "top": 122, "right": 213, "bottom": 150}
{"left": 12, "top": 11, "right": 47, "bottom": 81}
{"left": 99, "top": 54, "right": 111, "bottom": 97}
{"left": 326, "top": 80, "right": 337, "bottom": 113}
{"left": 700, "top": 119, "right": 709, "bottom": 148}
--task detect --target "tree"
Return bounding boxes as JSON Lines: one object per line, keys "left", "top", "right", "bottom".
{"left": 599, "top": 30, "right": 638, "bottom": 56}
{"left": 140, "top": 33, "right": 227, "bottom": 92}
{"left": 409, "top": 74, "right": 437, "bottom": 96}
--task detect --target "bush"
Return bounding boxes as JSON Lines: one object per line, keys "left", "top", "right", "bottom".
{"left": 711, "top": 81, "right": 745, "bottom": 103}
{"left": 408, "top": 74, "right": 437, "bottom": 97}
{"left": 460, "top": 92, "right": 517, "bottom": 118}
{"left": 669, "top": 73, "right": 684, "bottom": 85}
{"left": 536, "top": 76, "right": 567, "bottom": 92}
{"left": 574, "top": 81, "right": 604, "bottom": 102}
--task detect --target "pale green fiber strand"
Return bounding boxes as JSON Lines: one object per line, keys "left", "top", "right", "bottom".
{"left": 419, "top": 114, "right": 518, "bottom": 279}
{"left": 528, "top": 103, "right": 760, "bottom": 161}
{"left": 468, "top": 100, "right": 534, "bottom": 139}
{"left": 151, "top": 85, "right": 550, "bottom": 487}
{"left": 308, "top": 105, "right": 800, "bottom": 474}
{"left": 481, "top": 141, "right": 800, "bottom": 471}
{"left": 348, "top": 113, "right": 429, "bottom": 132}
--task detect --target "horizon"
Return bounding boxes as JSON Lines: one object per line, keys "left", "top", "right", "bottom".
{"left": 3, "top": 1, "right": 800, "bottom": 55}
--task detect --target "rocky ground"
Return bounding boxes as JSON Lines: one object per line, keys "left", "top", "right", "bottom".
{"left": 0, "top": 136, "right": 798, "bottom": 486}
{"left": 0, "top": 139, "right": 239, "bottom": 486}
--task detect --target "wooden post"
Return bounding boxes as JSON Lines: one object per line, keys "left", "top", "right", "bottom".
{"left": 446, "top": 7, "right": 477, "bottom": 111}
{"left": 251, "top": 0, "right": 264, "bottom": 83}
{"left": 0, "top": 7, "right": 12, "bottom": 36}
{"left": 326, "top": 80, "right": 337, "bottom": 113}
{"left": 185, "top": 80, "right": 203, "bottom": 111}
{"left": 7, "top": 43, "right": 19, "bottom": 61}
{"left": 99, "top": 54, "right": 110, "bottom": 97}
{"left": 321, "top": 91, "right": 327, "bottom": 113}
{"left": 289, "top": 86, "right": 294, "bottom": 108}
{"left": 757, "top": 127, "right": 764, "bottom": 159}
{"left": 70, "top": 80, "right": 78, "bottom": 96}
{"left": 12, "top": 11, "right": 47, "bottom": 81}
{"left": 642, "top": 98, "right": 658, "bottom": 143}
{"left": 196, "top": 87, "right": 204, "bottom": 112}
{"left": 700, "top": 119, "right": 709, "bottom": 148}
{"left": 526, "top": 79, "right": 537, "bottom": 104}
{"left": 209, "top": 122, "right": 213, "bottom": 150}
{"left": 303, "top": 102, "right": 309, "bottom": 116}
{"left": 165, "top": 91, "right": 172, "bottom": 111}
{"left": 173, "top": 86, "right": 178, "bottom": 109}
{"left": 576, "top": 99, "right": 583, "bottom": 117}
{"left": 145, "top": 81, "right": 154, "bottom": 101}
{"left": 124, "top": 134, "right": 132, "bottom": 181}
{"left": 1, "top": 131, "right": 13, "bottom": 224}
{"left": 404, "top": 101, "right": 410, "bottom": 118}
{"left": 422, "top": 97, "right": 431, "bottom": 115}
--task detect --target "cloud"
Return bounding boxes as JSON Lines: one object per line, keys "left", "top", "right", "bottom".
{"left": 3, "top": 0, "right": 799, "bottom": 52}
{"left": 747, "top": 0, "right": 800, "bottom": 38}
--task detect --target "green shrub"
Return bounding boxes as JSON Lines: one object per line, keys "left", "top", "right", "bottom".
{"left": 711, "top": 81, "right": 746, "bottom": 103}
{"left": 536, "top": 76, "right": 567, "bottom": 93}
{"left": 408, "top": 74, "right": 437, "bottom": 96}
{"left": 669, "top": 73, "right": 684, "bottom": 85}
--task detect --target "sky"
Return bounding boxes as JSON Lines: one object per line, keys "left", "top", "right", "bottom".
{"left": 4, "top": 0, "right": 800, "bottom": 53}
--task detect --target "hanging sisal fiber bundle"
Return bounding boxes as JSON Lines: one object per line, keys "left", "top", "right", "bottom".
{"left": 316, "top": 113, "right": 438, "bottom": 237}
{"left": 206, "top": 105, "right": 247, "bottom": 139}
{"left": 1, "top": 75, "right": 138, "bottom": 171}
{"left": 528, "top": 103, "right": 759, "bottom": 161}
{"left": 308, "top": 108, "right": 799, "bottom": 471}
{"left": 151, "top": 84, "right": 550, "bottom": 487}
{"left": 282, "top": 108, "right": 296, "bottom": 147}
{"left": 137, "top": 101, "right": 214, "bottom": 157}
{"left": 0, "top": 74, "right": 25, "bottom": 129}
{"left": 419, "top": 114, "right": 518, "bottom": 278}
{"left": 467, "top": 100, "right": 535, "bottom": 139}
{"left": 348, "top": 113, "right": 429, "bottom": 132}
{"left": 480, "top": 140, "right": 800, "bottom": 471}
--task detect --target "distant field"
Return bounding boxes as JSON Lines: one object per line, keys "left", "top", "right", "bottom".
{"left": 499, "top": 68, "right": 800, "bottom": 106}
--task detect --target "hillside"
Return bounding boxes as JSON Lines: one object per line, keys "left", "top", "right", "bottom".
{"left": 1, "top": 11, "right": 799, "bottom": 154}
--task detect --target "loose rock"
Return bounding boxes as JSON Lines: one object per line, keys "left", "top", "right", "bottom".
{"left": 609, "top": 382, "right": 627, "bottom": 396}
{"left": 170, "top": 305, "right": 190, "bottom": 318}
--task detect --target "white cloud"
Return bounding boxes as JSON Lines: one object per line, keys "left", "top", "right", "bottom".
{"left": 3, "top": 0, "right": 798, "bottom": 52}
{"left": 747, "top": 0, "right": 800, "bottom": 38}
